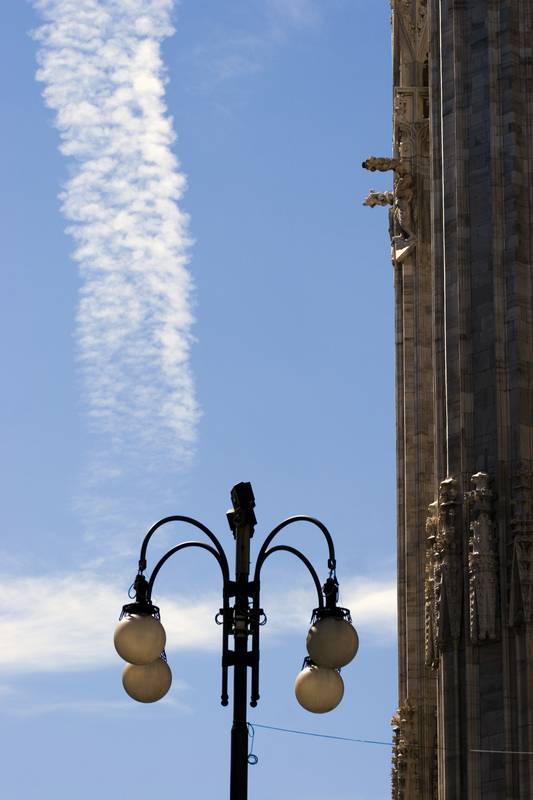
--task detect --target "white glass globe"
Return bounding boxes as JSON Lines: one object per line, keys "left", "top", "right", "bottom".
{"left": 122, "top": 658, "right": 172, "bottom": 703}
{"left": 306, "top": 616, "right": 359, "bottom": 669}
{"left": 294, "top": 664, "right": 344, "bottom": 713}
{"left": 114, "top": 614, "right": 166, "bottom": 665}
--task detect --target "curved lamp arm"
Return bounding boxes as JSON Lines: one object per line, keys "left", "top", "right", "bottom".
{"left": 255, "top": 544, "right": 324, "bottom": 609}
{"left": 254, "top": 516, "right": 336, "bottom": 580}
{"left": 249, "top": 542, "right": 325, "bottom": 708}
{"left": 139, "top": 515, "right": 230, "bottom": 578}
{"left": 147, "top": 541, "right": 230, "bottom": 600}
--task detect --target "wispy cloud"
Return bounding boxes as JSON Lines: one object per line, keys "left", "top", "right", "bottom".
{"left": 0, "top": 680, "right": 189, "bottom": 716}
{"left": 32, "top": 0, "right": 199, "bottom": 465}
{"left": 267, "top": 0, "right": 321, "bottom": 33}
{"left": 186, "top": 0, "right": 323, "bottom": 87}
{"left": 264, "top": 576, "right": 397, "bottom": 644}
{"left": 0, "top": 573, "right": 220, "bottom": 674}
{"left": 0, "top": 572, "right": 395, "bottom": 676}
{"left": 8, "top": 693, "right": 188, "bottom": 716}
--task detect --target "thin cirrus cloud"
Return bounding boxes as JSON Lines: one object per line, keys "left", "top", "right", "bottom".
{"left": 32, "top": 0, "right": 199, "bottom": 462}
{"left": 18, "top": 1, "right": 398, "bottom": 693}
{"left": 266, "top": 0, "right": 321, "bottom": 31}
{"left": 7, "top": 695, "right": 188, "bottom": 717}
{"left": 187, "top": 0, "right": 322, "bottom": 88}
{"left": 0, "top": 573, "right": 396, "bottom": 676}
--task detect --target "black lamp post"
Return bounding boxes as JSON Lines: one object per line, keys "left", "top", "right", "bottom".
{"left": 114, "top": 482, "right": 358, "bottom": 800}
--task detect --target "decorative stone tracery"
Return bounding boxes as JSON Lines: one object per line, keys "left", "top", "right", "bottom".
{"left": 424, "top": 501, "right": 438, "bottom": 667}
{"left": 391, "top": 698, "right": 418, "bottom": 799}
{"left": 510, "top": 461, "right": 533, "bottom": 626}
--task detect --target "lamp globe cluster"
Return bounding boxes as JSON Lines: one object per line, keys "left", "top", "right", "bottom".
{"left": 294, "top": 613, "right": 358, "bottom": 713}
{"left": 114, "top": 612, "right": 171, "bottom": 703}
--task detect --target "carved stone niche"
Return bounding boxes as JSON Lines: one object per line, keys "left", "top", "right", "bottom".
{"left": 434, "top": 477, "right": 463, "bottom": 647}
{"left": 465, "top": 472, "right": 498, "bottom": 643}
{"left": 391, "top": 698, "right": 418, "bottom": 800}
{"left": 509, "top": 461, "right": 533, "bottom": 626}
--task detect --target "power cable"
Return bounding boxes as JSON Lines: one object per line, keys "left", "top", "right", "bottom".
{"left": 249, "top": 722, "right": 533, "bottom": 757}
{"left": 250, "top": 722, "right": 392, "bottom": 747}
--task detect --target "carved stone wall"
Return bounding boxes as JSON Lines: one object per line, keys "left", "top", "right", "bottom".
{"left": 376, "top": 1, "right": 533, "bottom": 797}
{"left": 378, "top": 3, "right": 437, "bottom": 798}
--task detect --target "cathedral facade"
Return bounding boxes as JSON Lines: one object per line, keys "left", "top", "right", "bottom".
{"left": 364, "top": 2, "right": 533, "bottom": 797}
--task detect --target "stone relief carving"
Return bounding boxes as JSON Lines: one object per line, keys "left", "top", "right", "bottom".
{"left": 417, "top": 0, "right": 428, "bottom": 37}
{"left": 424, "top": 501, "right": 438, "bottom": 667}
{"left": 510, "top": 461, "right": 533, "bottom": 626}
{"left": 394, "top": 0, "right": 428, "bottom": 49}
{"left": 465, "top": 472, "right": 498, "bottom": 642}
{"left": 399, "top": 0, "right": 416, "bottom": 39}
{"left": 394, "top": 91, "right": 411, "bottom": 125}
{"left": 434, "top": 477, "right": 463, "bottom": 646}
{"left": 397, "top": 127, "right": 414, "bottom": 160}
{"left": 391, "top": 698, "right": 418, "bottom": 799}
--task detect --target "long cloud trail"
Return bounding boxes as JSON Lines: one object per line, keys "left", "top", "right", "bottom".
{"left": 33, "top": 0, "right": 199, "bottom": 463}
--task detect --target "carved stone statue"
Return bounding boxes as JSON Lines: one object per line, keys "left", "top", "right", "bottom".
{"left": 362, "top": 156, "right": 403, "bottom": 173}
{"left": 465, "top": 472, "right": 498, "bottom": 642}
{"left": 434, "top": 477, "right": 462, "bottom": 645}
{"left": 361, "top": 155, "right": 416, "bottom": 263}
{"left": 392, "top": 172, "right": 415, "bottom": 242}
{"left": 363, "top": 190, "right": 394, "bottom": 207}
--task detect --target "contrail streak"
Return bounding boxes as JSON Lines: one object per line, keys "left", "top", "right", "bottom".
{"left": 33, "top": 0, "right": 199, "bottom": 463}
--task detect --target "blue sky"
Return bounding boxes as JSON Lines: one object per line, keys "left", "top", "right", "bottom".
{"left": 1, "top": 1, "right": 396, "bottom": 797}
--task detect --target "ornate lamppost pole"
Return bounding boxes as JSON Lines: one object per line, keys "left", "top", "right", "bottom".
{"left": 114, "top": 482, "right": 359, "bottom": 800}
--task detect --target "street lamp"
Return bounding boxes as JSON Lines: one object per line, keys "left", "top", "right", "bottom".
{"left": 114, "top": 482, "right": 358, "bottom": 799}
